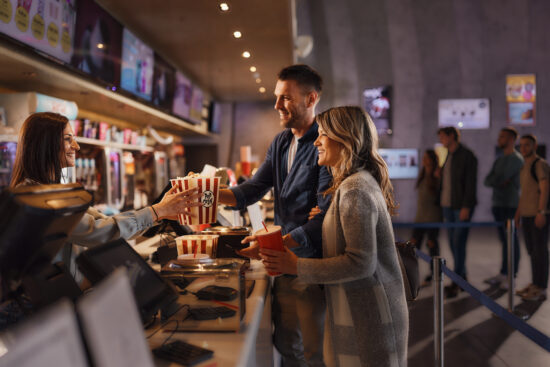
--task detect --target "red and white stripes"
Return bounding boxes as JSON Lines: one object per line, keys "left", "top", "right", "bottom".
{"left": 170, "top": 176, "right": 220, "bottom": 225}
{"left": 175, "top": 235, "right": 219, "bottom": 257}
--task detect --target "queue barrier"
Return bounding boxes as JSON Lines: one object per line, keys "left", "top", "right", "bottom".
{"left": 393, "top": 220, "right": 550, "bottom": 366}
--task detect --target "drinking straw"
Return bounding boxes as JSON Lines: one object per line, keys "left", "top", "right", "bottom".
{"left": 193, "top": 242, "right": 197, "bottom": 258}
{"left": 262, "top": 221, "right": 268, "bottom": 232}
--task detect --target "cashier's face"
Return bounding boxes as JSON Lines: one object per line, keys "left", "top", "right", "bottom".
{"left": 274, "top": 79, "right": 310, "bottom": 129}
{"left": 314, "top": 126, "right": 343, "bottom": 167}
{"left": 62, "top": 124, "right": 80, "bottom": 168}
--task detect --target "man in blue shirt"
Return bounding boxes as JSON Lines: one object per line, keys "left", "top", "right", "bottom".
{"left": 219, "top": 64, "right": 331, "bottom": 366}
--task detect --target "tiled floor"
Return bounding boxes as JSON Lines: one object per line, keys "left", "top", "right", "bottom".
{"left": 394, "top": 227, "right": 550, "bottom": 367}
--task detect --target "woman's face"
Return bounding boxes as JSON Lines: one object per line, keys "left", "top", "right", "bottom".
{"left": 422, "top": 153, "right": 433, "bottom": 168}
{"left": 62, "top": 124, "right": 80, "bottom": 168}
{"left": 314, "top": 126, "right": 343, "bottom": 167}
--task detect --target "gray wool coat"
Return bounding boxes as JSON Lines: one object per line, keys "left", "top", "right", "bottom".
{"left": 297, "top": 170, "right": 409, "bottom": 367}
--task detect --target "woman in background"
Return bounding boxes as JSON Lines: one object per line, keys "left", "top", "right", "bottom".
{"left": 10, "top": 112, "right": 200, "bottom": 280}
{"left": 261, "top": 106, "right": 408, "bottom": 367}
{"left": 410, "top": 149, "right": 441, "bottom": 285}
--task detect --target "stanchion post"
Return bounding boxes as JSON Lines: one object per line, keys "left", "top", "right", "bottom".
{"left": 433, "top": 256, "right": 445, "bottom": 367}
{"left": 507, "top": 219, "right": 515, "bottom": 312}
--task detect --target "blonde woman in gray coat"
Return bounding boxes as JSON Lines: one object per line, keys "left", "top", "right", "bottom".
{"left": 261, "top": 106, "right": 408, "bottom": 367}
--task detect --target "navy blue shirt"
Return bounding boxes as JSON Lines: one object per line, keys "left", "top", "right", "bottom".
{"left": 230, "top": 122, "right": 332, "bottom": 258}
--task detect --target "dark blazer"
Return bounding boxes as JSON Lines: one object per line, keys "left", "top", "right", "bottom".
{"left": 442, "top": 143, "right": 478, "bottom": 209}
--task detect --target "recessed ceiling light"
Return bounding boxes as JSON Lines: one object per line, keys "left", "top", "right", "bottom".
{"left": 219, "top": 3, "right": 229, "bottom": 11}
{"left": 255, "top": 78, "right": 261, "bottom": 83}
{"left": 259, "top": 87, "right": 266, "bottom": 93}
{"left": 97, "top": 43, "right": 104, "bottom": 49}
{"left": 233, "top": 31, "right": 242, "bottom": 39}
{"left": 242, "top": 51, "right": 251, "bottom": 58}
{"left": 249, "top": 66, "right": 256, "bottom": 72}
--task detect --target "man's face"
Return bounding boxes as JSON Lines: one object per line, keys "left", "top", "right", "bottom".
{"left": 497, "top": 131, "right": 511, "bottom": 149}
{"left": 519, "top": 138, "right": 535, "bottom": 158}
{"left": 438, "top": 132, "right": 452, "bottom": 148}
{"left": 274, "top": 79, "right": 311, "bottom": 129}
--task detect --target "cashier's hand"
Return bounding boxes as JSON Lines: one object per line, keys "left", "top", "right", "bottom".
{"left": 260, "top": 247, "right": 298, "bottom": 275}
{"left": 153, "top": 186, "right": 202, "bottom": 221}
{"left": 236, "top": 236, "right": 261, "bottom": 260}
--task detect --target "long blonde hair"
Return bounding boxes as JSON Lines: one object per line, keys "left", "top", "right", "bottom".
{"left": 317, "top": 106, "right": 398, "bottom": 215}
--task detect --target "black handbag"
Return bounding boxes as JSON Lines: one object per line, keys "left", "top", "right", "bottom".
{"left": 395, "top": 241, "right": 420, "bottom": 303}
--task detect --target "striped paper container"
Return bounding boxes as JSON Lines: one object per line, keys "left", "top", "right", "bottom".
{"left": 175, "top": 235, "right": 219, "bottom": 257}
{"left": 170, "top": 176, "right": 220, "bottom": 225}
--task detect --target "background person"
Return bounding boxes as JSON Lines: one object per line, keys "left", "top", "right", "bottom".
{"left": 437, "top": 126, "right": 478, "bottom": 298}
{"left": 260, "top": 106, "right": 408, "bottom": 367}
{"left": 483, "top": 127, "right": 524, "bottom": 288}
{"left": 515, "top": 134, "right": 549, "bottom": 302}
{"left": 410, "top": 149, "right": 441, "bottom": 286}
{"left": 218, "top": 65, "right": 332, "bottom": 366}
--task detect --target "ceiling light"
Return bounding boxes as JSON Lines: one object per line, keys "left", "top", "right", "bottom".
{"left": 255, "top": 78, "right": 261, "bottom": 83}
{"left": 242, "top": 51, "right": 251, "bottom": 58}
{"left": 219, "top": 3, "right": 229, "bottom": 11}
{"left": 259, "top": 87, "right": 266, "bottom": 93}
{"left": 249, "top": 66, "right": 256, "bottom": 72}
{"left": 97, "top": 43, "right": 104, "bottom": 49}
{"left": 233, "top": 31, "right": 242, "bottom": 39}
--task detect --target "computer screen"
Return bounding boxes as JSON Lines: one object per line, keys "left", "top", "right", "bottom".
{"left": 0, "top": 299, "right": 89, "bottom": 367}
{"left": 76, "top": 238, "right": 178, "bottom": 324}
{"left": 120, "top": 28, "right": 154, "bottom": 101}
{"left": 71, "top": 0, "right": 123, "bottom": 87}
{"left": 77, "top": 269, "right": 154, "bottom": 367}
{"left": 0, "top": 183, "right": 92, "bottom": 285}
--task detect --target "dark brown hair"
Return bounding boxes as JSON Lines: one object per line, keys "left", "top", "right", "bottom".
{"left": 520, "top": 133, "right": 537, "bottom": 145}
{"left": 278, "top": 64, "right": 323, "bottom": 93}
{"left": 501, "top": 127, "right": 518, "bottom": 140}
{"left": 437, "top": 126, "right": 460, "bottom": 142}
{"left": 316, "top": 106, "right": 398, "bottom": 215}
{"left": 10, "top": 112, "right": 68, "bottom": 187}
{"left": 416, "top": 149, "right": 439, "bottom": 188}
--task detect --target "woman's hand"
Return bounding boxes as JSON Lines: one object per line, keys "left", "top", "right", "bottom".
{"left": 308, "top": 206, "right": 321, "bottom": 220}
{"left": 153, "top": 186, "right": 201, "bottom": 221}
{"left": 260, "top": 247, "right": 298, "bottom": 275}
{"left": 236, "top": 235, "right": 261, "bottom": 260}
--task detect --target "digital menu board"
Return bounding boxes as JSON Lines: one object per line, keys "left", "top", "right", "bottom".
{"left": 379, "top": 148, "right": 418, "bottom": 179}
{"left": 152, "top": 53, "right": 175, "bottom": 112}
{"left": 172, "top": 71, "right": 192, "bottom": 119}
{"left": 71, "top": 0, "right": 122, "bottom": 87}
{"left": 189, "top": 85, "right": 203, "bottom": 124}
{"left": 120, "top": 28, "right": 154, "bottom": 101}
{"left": 0, "top": 0, "right": 77, "bottom": 63}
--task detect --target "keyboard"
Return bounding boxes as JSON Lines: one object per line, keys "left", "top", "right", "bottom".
{"left": 189, "top": 306, "right": 236, "bottom": 320}
{"left": 153, "top": 340, "right": 213, "bottom": 366}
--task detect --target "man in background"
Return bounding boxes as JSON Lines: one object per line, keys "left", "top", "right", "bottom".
{"left": 218, "top": 64, "right": 331, "bottom": 366}
{"left": 484, "top": 127, "right": 523, "bottom": 288}
{"left": 515, "top": 134, "right": 549, "bottom": 302}
{"left": 438, "top": 126, "right": 478, "bottom": 298}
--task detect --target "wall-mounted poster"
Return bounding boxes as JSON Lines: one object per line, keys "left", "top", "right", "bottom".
{"left": 438, "top": 99, "right": 490, "bottom": 129}
{"left": 363, "top": 86, "right": 391, "bottom": 135}
{"left": 378, "top": 148, "right": 418, "bottom": 179}
{"left": 0, "top": 0, "right": 77, "bottom": 63}
{"left": 506, "top": 74, "right": 536, "bottom": 126}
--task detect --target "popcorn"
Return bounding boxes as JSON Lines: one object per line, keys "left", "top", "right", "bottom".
{"left": 170, "top": 175, "right": 220, "bottom": 225}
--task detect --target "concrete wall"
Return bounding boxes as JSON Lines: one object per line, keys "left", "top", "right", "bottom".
{"left": 294, "top": 0, "right": 550, "bottom": 221}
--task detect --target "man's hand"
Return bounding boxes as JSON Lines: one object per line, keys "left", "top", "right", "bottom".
{"left": 236, "top": 235, "right": 261, "bottom": 260}
{"left": 308, "top": 206, "right": 321, "bottom": 220}
{"left": 514, "top": 210, "right": 521, "bottom": 228}
{"left": 535, "top": 213, "right": 547, "bottom": 229}
{"left": 459, "top": 207, "right": 470, "bottom": 221}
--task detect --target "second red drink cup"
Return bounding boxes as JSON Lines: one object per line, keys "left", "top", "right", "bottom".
{"left": 255, "top": 225, "right": 284, "bottom": 276}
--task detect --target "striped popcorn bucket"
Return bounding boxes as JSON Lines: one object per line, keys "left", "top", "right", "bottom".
{"left": 170, "top": 176, "right": 220, "bottom": 225}
{"left": 175, "top": 235, "right": 219, "bottom": 257}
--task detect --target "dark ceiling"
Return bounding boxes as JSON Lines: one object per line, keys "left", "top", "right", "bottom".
{"left": 97, "top": 0, "right": 294, "bottom": 102}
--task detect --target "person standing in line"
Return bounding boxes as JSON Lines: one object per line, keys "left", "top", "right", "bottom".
{"left": 218, "top": 65, "right": 332, "bottom": 366}
{"left": 438, "top": 126, "right": 478, "bottom": 298}
{"left": 483, "top": 127, "right": 524, "bottom": 288}
{"left": 410, "top": 149, "right": 441, "bottom": 286}
{"left": 515, "top": 134, "right": 549, "bottom": 302}
{"left": 260, "top": 106, "right": 408, "bottom": 367}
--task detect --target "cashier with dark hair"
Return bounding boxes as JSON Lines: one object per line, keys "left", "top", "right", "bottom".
{"left": 10, "top": 112, "right": 201, "bottom": 281}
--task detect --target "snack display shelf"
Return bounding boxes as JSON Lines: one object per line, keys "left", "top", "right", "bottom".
{"left": 75, "top": 137, "right": 154, "bottom": 152}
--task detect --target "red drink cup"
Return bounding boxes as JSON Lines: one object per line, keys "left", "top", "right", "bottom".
{"left": 241, "top": 161, "right": 251, "bottom": 176}
{"left": 255, "top": 225, "right": 284, "bottom": 276}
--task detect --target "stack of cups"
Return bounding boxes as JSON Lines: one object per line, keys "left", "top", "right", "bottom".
{"left": 170, "top": 175, "right": 220, "bottom": 225}
{"left": 240, "top": 145, "right": 251, "bottom": 176}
